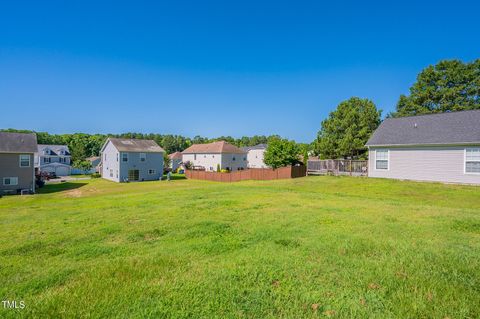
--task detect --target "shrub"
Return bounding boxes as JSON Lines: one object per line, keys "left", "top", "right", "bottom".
{"left": 91, "top": 173, "right": 101, "bottom": 178}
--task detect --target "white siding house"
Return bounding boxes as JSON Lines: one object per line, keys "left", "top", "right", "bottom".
{"left": 241, "top": 144, "right": 268, "bottom": 168}
{"left": 182, "top": 141, "right": 247, "bottom": 172}
{"left": 366, "top": 110, "right": 480, "bottom": 185}
{"left": 36, "top": 144, "right": 72, "bottom": 176}
{"left": 101, "top": 138, "right": 164, "bottom": 183}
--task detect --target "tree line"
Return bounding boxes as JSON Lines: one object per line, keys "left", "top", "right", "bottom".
{"left": 314, "top": 59, "right": 480, "bottom": 159}
{"left": 0, "top": 129, "right": 289, "bottom": 162}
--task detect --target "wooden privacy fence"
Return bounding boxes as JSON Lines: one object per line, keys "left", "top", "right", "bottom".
{"left": 185, "top": 165, "right": 307, "bottom": 182}
{"left": 307, "top": 159, "right": 368, "bottom": 176}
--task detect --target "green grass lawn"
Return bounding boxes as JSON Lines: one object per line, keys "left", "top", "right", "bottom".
{"left": 0, "top": 176, "right": 479, "bottom": 318}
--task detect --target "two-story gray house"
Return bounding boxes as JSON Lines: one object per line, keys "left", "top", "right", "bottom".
{"left": 0, "top": 132, "right": 38, "bottom": 194}
{"left": 36, "top": 144, "right": 72, "bottom": 176}
{"left": 100, "top": 138, "right": 165, "bottom": 182}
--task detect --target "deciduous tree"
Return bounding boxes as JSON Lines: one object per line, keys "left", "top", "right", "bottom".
{"left": 264, "top": 138, "right": 300, "bottom": 169}
{"left": 315, "top": 97, "right": 381, "bottom": 159}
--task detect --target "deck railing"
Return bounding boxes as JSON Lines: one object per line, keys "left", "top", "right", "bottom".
{"left": 307, "top": 159, "right": 368, "bottom": 176}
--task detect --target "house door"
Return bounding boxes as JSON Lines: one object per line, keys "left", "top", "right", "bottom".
{"left": 128, "top": 169, "right": 139, "bottom": 181}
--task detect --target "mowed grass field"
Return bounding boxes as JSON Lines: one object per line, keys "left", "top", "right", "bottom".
{"left": 0, "top": 176, "right": 479, "bottom": 318}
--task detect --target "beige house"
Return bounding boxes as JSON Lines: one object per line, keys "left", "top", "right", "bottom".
{"left": 241, "top": 144, "right": 268, "bottom": 168}
{"left": 366, "top": 110, "right": 480, "bottom": 185}
{"left": 182, "top": 141, "right": 247, "bottom": 171}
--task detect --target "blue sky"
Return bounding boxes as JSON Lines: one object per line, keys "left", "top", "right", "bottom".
{"left": 1, "top": 1, "right": 479, "bottom": 142}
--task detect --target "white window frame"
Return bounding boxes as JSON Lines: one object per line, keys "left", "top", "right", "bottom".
{"left": 375, "top": 149, "right": 389, "bottom": 171}
{"left": 3, "top": 177, "right": 18, "bottom": 186}
{"left": 140, "top": 153, "right": 146, "bottom": 162}
{"left": 19, "top": 154, "right": 31, "bottom": 167}
{"left": 148, "top": 169, "right": 156, "bottom": 175}
{"left": 122, "top": 153, "right": 128, "bottom": 162}
{"left": 465, "top": 147, "right": 480, "bottom": 175}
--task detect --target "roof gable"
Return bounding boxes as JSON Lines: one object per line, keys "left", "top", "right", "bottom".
{"left": 168, "top": 151, "right": 183, "bottom": 159}
{"left": 241, "top": 144, "right": 268, "bottom": 151}
{"left": 102, "top": 138, "right": 165, "bottom": 153}
{"left": 38, "top": 144, "right": 70, "bottom": 155}
{"left": 0, "top": 132, "right": 37, "bottom": 153}
{"left": 366, "top": 110, "right": 480, "bottom": 146}
{"left": 182, "top": 141, "right": 246, "bottom": 154}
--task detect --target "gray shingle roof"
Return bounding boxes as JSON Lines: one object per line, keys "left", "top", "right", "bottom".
{"left": 107, "top": 138, "right": 165, "bottom": 153}
{"left": 366, "top": 110, "right": 480, "bottom": 146}
{"left": 0, "top": 132, "right": 38, "bottom": 153}
{"left": 38, "top": 144, "right": 70, "bottom": 155}
{"left": 241, "top": 144, "right": 268, "bottom": 152}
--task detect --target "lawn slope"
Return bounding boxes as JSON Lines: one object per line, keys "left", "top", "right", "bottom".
{"left": 0, "top": 176, "right": 479, "bottom": 318}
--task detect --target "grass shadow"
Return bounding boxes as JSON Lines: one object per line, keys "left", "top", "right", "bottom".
{"left": 37, "top": 182, "right": 88, "bottom": 194}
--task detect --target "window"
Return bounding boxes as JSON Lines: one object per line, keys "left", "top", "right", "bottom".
{"left": 204, "top": 155, "right": 206, "bottom": 158}
{"left": 116, "top": 170, "right": 118, "bottom": 178}
{"left": 194, "top": 154, "right": 197, "bottom": 160}
{"left": 375, "top": 149, "right": 389, "bottom": 170}
{"left": 19, "top": 155, "right": 30, "bottom": 167}
{"left": 148, "top": 169, "right": 156, "bottom": 175}
{"left": 243, "top": 157, "right": 246, "bottom": 161}
{"left": 3, "top": 177, "right": 18, "bottom": 186}
{"left": 140, "top": 153, "right": 146, "bottom": 162}
{"left": 110, "top": 169, "right": 113, "bottom": 177}
{"left": 232, "top": 157, "right": 236, "bottom": 161}
{"left": 116, "top": 153, "right": 118, "bottom": 162}
{"left": 122, "top": 153, "right": 128, "bottom": 162}
{"left": 44, "top": 157, "right": 51, "bottom": 164}
{"left": 466, "top": 148, "right": 480, "bottom": 173}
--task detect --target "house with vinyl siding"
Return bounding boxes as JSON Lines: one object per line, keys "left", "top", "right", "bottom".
{"left": 35, "top": 144, "right": 72, "bottom": 176}
{"left": 168, "top": 152, "right": 183, "bottom": 171}
{"left": 241, "top": 144, "right": 268, "bottom": 168}
{"left": 0, "top": 132, "right": 38, "bottom": 194}
{"left": 100, "top": 138, "right": 164, "bottom": 182}
{"left": 182, "top": 141, "right": 247, "bottom": 172}
{"left": 366, "top": 110, "right": 480, "bottom": 185}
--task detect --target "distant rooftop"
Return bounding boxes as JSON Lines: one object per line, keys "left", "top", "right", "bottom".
{"left": 38, "top": 144, "right": 70, "bottom": 155}
{"left": 182, "top": 141, "right": 246, "bottom": 154}
{"left": 366, "top": 110, "right": 480, "bottom": 146}
{"left": 105, "top": 138, "right": 165, "bottom": 153}
{"left": 241, "top": 144, "right": 268, "bottom": 151}
{"left": 168, "top": 151, "right": 183, "bottom": 159}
